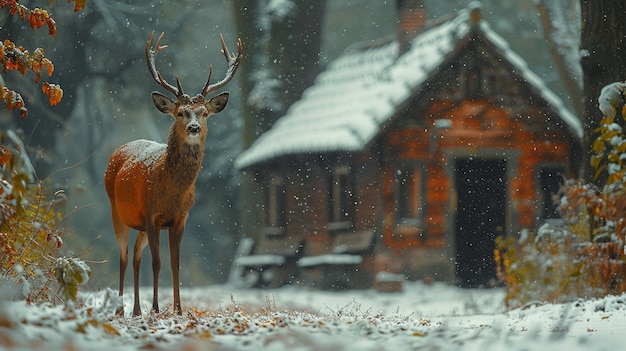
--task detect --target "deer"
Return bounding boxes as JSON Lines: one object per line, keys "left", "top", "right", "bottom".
{"left": 104, "top": 31, "right": 242, "bottom": 316}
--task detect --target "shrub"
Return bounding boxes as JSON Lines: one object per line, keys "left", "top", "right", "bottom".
{"left": 496, "top": 82, "right": 626, "bottom": 308}
{"left": 1, "top": 130, "right": 90, "bottom": 303}
{"left": 496, "top": 180, "right": 626, "bottom": 308}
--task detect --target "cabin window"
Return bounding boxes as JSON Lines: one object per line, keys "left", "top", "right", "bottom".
{"left": 327, "top": 165, "right": 354, "bottom": 232}
{"left": 461, "top": 64, "right": 496, "bottom": 99}
{"left": 538, "top": 166, "right": 565, "bottom": 220}
{"left": 395, "top": 163, "right": 424, "bottom": 234}
{"left": 266, "top": 176, "right": 286, "bottom": 234}
{"left": 466, "top": 67, "right": 483, "bottom": 99}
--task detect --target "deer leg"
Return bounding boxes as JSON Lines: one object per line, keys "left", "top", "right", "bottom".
{"left": 111, "top": 208, "right": 130, "bottom": 316}
{"left": 146, "top": 223, "right": 161, "bottom": 313}
{"left": 168, "top": 222, "right": 185, "bottom": 315}
{"left": 132, "top": 231, "right": 148, "bottom": 316}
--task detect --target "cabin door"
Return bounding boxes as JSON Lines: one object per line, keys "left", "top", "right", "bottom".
{"left": 453, "top": 158, "right": 506, "bottom": 288}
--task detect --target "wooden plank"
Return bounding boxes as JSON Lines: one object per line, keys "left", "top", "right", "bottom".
{"left": 254, "top": 234, "right": 303, "bottom": 257}
{"left": 332, "top": 229, "right": 375, "bottom": 253}
{"left": 298, "top": 254, "right": 363, "bottom": 268}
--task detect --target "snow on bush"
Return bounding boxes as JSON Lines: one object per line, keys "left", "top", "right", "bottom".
{"left": 1, "top": 130, "right": 90, "bottom": 304}
{"left": 497, "top": 82, "right": 626, "bottom": 308}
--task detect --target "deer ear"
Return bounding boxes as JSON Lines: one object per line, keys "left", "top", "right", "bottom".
{"left": 152, "top": 92, "right": 177, "bottom": 114}
{"left": 206, "top": 92, "right": 230, "bottom": 114}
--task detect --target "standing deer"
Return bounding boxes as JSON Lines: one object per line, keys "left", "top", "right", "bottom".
{"left": 104, "top": 31, "right": 242, "bottom": 316}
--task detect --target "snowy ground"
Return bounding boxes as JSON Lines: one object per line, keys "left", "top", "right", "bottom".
{"left": 1, "top": 281, "right": 625, "bottom": 350}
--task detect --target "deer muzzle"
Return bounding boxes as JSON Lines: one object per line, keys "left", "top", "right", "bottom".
{"left": 187, "top": 123, "right": 201, "bottom": 135}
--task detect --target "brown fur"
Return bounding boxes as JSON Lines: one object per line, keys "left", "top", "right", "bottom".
{"left": 104, "top": 92, "right": 229, "bottom": 316}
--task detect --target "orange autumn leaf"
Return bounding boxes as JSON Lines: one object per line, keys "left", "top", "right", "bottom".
{"left": 0, "top": 146, "right": 11, "bottom": 167}
{"left": 46, "top": 16, "right": 56, "bottom": 36}
{"left": 69, "top": 0, "right": 86, "bottom": 12}
{"left": 3, "top": 86, "right": 25, "bottom": 111}
{"left": 4, "top": 0, "right": 28, "bottom": 20}
{"left": 45, "top": 58, "right": 54, "bottom": 76}
{"left": 0, "top": 0, "right": 81, "bottom": 116}
{"left": 28, "top": 8, "right": 48, "bottom": 29}
{"left": 42, "top": 82, "right": 63, "bottom": 105}
{"left": 30, "top": 48, "right": 54, "bottom": 83}
{"left": 27, "top": 8, "right": 57, "bottom": 36}
{"left": 0, "top": 0, "right": 70, "bottom": 36}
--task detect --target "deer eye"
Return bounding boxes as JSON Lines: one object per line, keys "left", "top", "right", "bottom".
{"left": 177, "top": 111, "right": 184, "bottom": 118}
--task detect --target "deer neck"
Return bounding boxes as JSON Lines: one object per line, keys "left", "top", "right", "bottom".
{"left": 165, "top": 128, "right": 205, "bottom": 185}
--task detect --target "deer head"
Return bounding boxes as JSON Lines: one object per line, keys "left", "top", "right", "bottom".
{"left": 145, "top": 31, "right": 242, "bottom": 147}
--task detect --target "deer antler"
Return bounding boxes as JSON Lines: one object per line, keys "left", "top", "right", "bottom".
{"left": 200, "top": 33, "right": 243, "bottom": 97}
{"left": 146, "top": 31, "right": 184, "bottom": 97}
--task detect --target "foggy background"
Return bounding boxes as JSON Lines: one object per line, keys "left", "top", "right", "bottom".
{"left": 0, "top": 0, "right": 570, "bottom": 290}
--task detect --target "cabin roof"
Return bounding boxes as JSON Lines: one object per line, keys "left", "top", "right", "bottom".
{"left": 235, "top": 3, "right": 583, "bottom": 170}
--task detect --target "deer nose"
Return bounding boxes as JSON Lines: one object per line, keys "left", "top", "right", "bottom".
{"left": 187, "top": 123, "right": 201, "bottom": 134}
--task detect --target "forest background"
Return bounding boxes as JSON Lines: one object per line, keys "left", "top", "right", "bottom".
{"left": 0, "top": 0, "right": 579, "bottom": 290}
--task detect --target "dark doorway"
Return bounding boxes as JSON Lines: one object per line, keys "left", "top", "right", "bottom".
{"left": 538, "top": 166, "right": 565, "bottom": 220}
{"left": 454, "top": 158, "right": 506, "bottom": 288}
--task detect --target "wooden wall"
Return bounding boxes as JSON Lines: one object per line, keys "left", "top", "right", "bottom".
{"left": 382, "top": 99, "right": 575, "bottom": 251}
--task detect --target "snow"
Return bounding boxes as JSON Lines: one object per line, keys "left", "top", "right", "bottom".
{"left": 236, "top": 3, "right": 582, "bottom": 170}
{"left": 297, "top": 254, "right": 363, "bottom": 267}
{"left": 3, "top": 130, "right": 35, "bottom": 183}
{"left": 0, "top": 179, "right": 12, "bottom": 203}
{"left": 543, "top": 0, "right": 582, "bottom": 88}
{"left": 266, "top": 0, "right": 296, "bottom": 21}
{"left": 598, "top": 82, "right": 626, "bottom": 119}
{"left": 118, "top": 139, "right": 166, "bottom": 170}
{"left": 233, "top": 254, "right": 286, "bottom": 267}
{"left": 375, "top": 271, "right": 406, "bottom": 282}
{"left": 1, "top": 282, "right": 625, "bottom": 350}
{"left": 56, "top": 257, "right": 92, "bottom": 286}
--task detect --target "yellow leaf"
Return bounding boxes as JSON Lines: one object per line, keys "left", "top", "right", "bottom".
{"left": 590, "top": 155, "right": 601, "bottom": 169}
{"left": 593, "top": 139, "right": 605, "bottom": 154}
{"left": 76, "top": 319, "right": 121, "bottom": 336}
{"left": 594, "top": 165, "right": 605, "bottom": 180}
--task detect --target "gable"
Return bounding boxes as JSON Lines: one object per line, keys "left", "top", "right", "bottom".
{"left": 391, "top": 35, "right": 575, "bottom": 134}
{"left": 450, "top": 30, "right": 579, "bottom": 134}
{"left": 236, "top": 4, "right": 582, "bottom": 170}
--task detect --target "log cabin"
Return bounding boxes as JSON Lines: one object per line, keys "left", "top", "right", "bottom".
{"left": 234, "top": 1, "right": 582, "bottom": 290}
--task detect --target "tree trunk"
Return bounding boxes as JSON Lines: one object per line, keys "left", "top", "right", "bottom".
{"left": 233, "top": 0, "right": 264, "bottom": 151}
{"left": 232, "top": 0, "right": 327, "bottom": 241}
{"left": 536, "top": 0, "right": 583, "bottom": 118}
{"left": 580, "top": 0, "right": 626, "bottom": 183}
{"left": 263, "top": 0, "right": 326, "bottom": 132}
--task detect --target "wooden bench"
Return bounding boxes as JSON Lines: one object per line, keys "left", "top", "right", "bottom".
{"left": 230, "top": 232, "right": 303, "bottom": 288}
{"left": 297, "top": 229, "right": 375, "bottom": 289}
{"left": 373, "top": 271, "right": 405, "bottom": 292}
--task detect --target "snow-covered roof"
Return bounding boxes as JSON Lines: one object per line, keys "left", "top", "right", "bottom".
{"left": 236, "top": 3, "right": 583, "bottom": 170}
